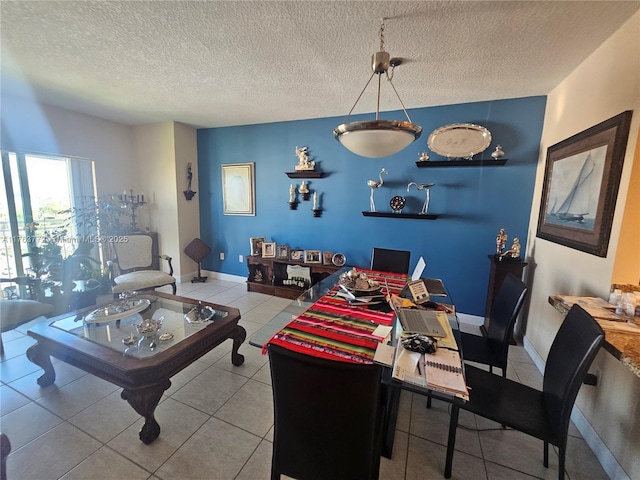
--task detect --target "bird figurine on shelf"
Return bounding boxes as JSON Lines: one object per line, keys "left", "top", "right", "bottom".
{"left": 407, "top": 181, "right": 436, "bottom": 214}
{"left": 367, "top": 168, "right": 387, "bottom": 212}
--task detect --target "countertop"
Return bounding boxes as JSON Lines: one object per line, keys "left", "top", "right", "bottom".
{"left": 548, "top": 295, "right": 640, "bottom": 378}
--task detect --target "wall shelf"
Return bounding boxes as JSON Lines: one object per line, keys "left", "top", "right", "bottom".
{"left": 415, "top": 158, "right": 508, "bottom": 167}
{"left": 362, "top": 211, "right": 439, "bottom": 219}
{"left": 285, "top": 171, "right": 325, "bottom": 178}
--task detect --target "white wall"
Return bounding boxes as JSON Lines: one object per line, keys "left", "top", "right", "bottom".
{"left": 131, "top": 122, "right": 199, "bottom": 281}
{"left": 524, "top": 12, "right": 640, "bottom": 479}
{"left": 1, "top": 95, "right": 137, "bottom": 195}
{"left": 174, "top": 122, "right": 200, "bottom": 281}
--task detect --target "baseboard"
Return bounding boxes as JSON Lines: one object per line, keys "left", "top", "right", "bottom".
{"left": 202, "top": 270, "right": 246, "bottom": 284}
{"left": 456, "top": 312, "right": 484, "bottom": 326}
{"left": 522, "top": 336, "right": 628, "bottom": 480}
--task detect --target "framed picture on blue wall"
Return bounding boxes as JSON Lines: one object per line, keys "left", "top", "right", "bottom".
{"left": 536, "top": 111, "right": 632, "bottom": 257}
{"left": 222, "top": 162, "right": 255, "bottom": 215}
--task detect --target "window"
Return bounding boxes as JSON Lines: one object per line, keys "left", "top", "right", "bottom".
{"left": 0, "top": 151, "right": 96, "bottom": 278}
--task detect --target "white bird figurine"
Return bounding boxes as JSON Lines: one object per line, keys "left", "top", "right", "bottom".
{"left": 367, "top": 168, "right": 387, "bottom": 212}
{"left": 407, "top": 181, "right": 436, "bottom": 215}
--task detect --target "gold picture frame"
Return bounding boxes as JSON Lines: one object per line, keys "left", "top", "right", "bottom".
{"left": 222, "top": 163, "right": 255, "bottom": 216}
{"left": 262, "top": 241, "right": 276, "bottom": 258}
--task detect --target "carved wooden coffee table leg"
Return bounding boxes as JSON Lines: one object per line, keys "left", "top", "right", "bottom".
{"left": 121, "top": 380, "right": 171, "bottom": 445}
{"left": 231, "top": 325, "right": 246, "bottom": 366}
{"left": 26, "top": 343, "right": 56, "bottom": 386}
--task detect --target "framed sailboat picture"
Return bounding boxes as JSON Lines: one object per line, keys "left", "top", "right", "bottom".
{"left": 536, "top": 111, "right": 632, "bottom": 257}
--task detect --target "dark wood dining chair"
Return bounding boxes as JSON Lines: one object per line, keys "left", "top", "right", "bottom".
{"left": 444, "top": 304, "right": 604, "bottom": 480}
{"left": 460, "top": 272, "right": 528, "bottom": 376}
{"left": 268, "top": 343, "right": 385, "bottom": 480}
{"left": 370, "top": 247, "right": 410, "bottom": 274}
{"left": 1, "top": 433, "right": 10, "bottom": 480}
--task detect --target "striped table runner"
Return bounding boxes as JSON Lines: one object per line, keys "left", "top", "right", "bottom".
{"left": 265, "top": 269, "right": 408, "bottom": 364}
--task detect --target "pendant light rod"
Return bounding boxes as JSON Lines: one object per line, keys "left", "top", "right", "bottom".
{"left": 333, "top": 17, "right": 422, "bottom": 158}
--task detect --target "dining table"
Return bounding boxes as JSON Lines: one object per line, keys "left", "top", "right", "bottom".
{"left": 249, "top": 266, "right": 466, "bottom": 458}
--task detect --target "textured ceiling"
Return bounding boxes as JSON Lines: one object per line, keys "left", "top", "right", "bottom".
{"left": 1, "top": 1, "right": 638, "bottom": 128}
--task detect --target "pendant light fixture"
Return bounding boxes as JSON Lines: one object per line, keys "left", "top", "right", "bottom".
{"left": 333, "top": 18, "right": 422, "bottom": 158}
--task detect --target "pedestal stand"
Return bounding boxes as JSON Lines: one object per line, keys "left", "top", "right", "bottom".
{"left": 482, "top": 255, "right": 527, "bottom": 338}
{"left": 184, "top": 238, "right": 212, "bottom": 283}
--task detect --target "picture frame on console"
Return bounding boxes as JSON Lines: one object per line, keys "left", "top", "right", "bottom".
{"left": 323, "top": 251, "right": 334, "bottom": 265}
{"left": 304, "top": 250, "right": 322, "bottom": 264}
{"left": 276, "top": 245, "right": 290, "bottom": 260}
{"left": 250, "top": 237, "right": 265, "bottom": 256}
{"left": 536, "top": 110, "right": 632, "bottom": 257}
{"left": 290, "top": 249, "right": 304, "bottom": 262}
{"left": 262, "top": 242, "right": 276, "bottom": 258}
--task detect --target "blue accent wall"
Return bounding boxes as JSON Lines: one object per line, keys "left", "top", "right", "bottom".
{"left": 197, "top": 96, "right": 546, "bottom": 316}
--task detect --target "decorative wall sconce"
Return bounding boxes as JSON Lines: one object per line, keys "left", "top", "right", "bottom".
{"left": 288, "top": 184, "right": 298, "bottom": 210}
{"left": 312, "top": 192, "right": 322, "bottom": 217}
{"left": 184, "top": 163, "right": 196, "bottom": 200}
{"left": 299, "top": 181, "right": 311, "bottom": 201}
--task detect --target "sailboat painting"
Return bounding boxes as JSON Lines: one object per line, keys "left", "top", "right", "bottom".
{"left": 544, "top": 145, "right": 607, "bottom": 231}
{"left": 537, "top": 110, "right": 632, "bottom": 257}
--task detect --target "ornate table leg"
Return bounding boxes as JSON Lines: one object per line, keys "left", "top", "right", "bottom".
{"left": 26, "top": 343, "right": 56, "bottom": 386}
{"left": 121, "top": 380, "right": 171, "bottom": 445}
{"left": 230, "top": 325, "right": 246, "bottom": 366}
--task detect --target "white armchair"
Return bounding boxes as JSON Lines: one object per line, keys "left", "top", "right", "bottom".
{"left": 108, "top": 232, "right": 176, "bottom": 296}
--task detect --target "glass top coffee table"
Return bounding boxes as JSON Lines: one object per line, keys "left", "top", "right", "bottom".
{"left": 26, "top": 291, "right": 245, "bottom": 444}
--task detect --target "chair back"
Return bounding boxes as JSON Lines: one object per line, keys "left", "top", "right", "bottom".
{"left": 268, "top": 344, "right": 383, "bottom": 480}
{"left": 112, "top": 233, "right": 158, "bottom": 273}
{"left": 543, "top": 304, "right": 604, "bottom": 440}
{"left": 370, "top": 247, "right": 410, "bottom": 274}
{"left": 486, "top": 273, "right": 528, "bottom": 361}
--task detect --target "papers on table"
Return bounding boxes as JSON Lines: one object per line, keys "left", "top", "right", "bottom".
{"left": 392, "top": 344, "right": 469, "bottom": 400}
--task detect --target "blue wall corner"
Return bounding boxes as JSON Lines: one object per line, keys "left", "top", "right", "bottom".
{"left": 197, "top": 96, "right": 546, "bottom": 316}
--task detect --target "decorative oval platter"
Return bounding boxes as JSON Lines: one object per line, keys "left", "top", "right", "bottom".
{"left": 84, "top": 298, "right": 151, "bottom": 324}
{"left": 427, "top": 123, "right": 492, "bottom": 159}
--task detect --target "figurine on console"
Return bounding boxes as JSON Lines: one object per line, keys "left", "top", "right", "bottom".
{"left": 294, "top": 146, "right": 315, "bottom": 171}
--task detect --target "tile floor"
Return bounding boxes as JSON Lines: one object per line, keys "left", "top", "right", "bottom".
{"left": 1, "top": 279, "right": 609, "bottom": 480}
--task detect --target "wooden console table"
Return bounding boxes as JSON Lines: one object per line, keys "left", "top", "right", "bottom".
{"left": 246, "top": 256, "right": 340, "bottom": 299}
{"left": 548, "top": 295, "right": 640, "bottom": 378}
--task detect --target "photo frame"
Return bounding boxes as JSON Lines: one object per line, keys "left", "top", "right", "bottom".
{"left": 276, "top": 244, "right": 290, "bottom": 260}
{"left": 262, "top": 241, "right": 276, "bottom": 258}
{"left": 536, "top": 111, "right": 632, "bottom": 257}
{"left": 290, "top": 249, "right": 304, "bottom": 261}
{"left": 222, "top": 163, "right": 255, "bottom": 216}
{"left": 250, "top": 237, "right": 265, "bottom": 256}
{"left": 323, "top": 251, "right": 334, "bottom": 265}
{"left": 304, "top": 250, "right": 322, "bottom": 264}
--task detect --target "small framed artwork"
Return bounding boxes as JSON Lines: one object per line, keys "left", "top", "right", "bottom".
{"left": 290, "top": 249, "right": 304, "bottom": 262}
{"left": 536, "top": 110, "right": 632, "bottom": 257}
{"left": 262, "top": 241, "right": 276, "bottom": 258}
{"left": 276, "top": 244, "right": 290, "bottom": 260}
{"left": 250, "top": 237, "right": 265, "bottom": 256}
{"left": 222, "top": 162, "right": 255, "bottom": 216}
{"left": 323, "top": 251, "right": 334, "bottom": 265}
{"left": 304, "top": 250, "right": 322, "bottom": 264}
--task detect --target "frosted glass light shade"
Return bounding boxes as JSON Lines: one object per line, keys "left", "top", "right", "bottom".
{"left": 333, "top": 120, "right": 422, "bottom": 158}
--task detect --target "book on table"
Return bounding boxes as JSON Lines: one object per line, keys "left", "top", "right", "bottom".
{"left": 392, "top": 346, "right": 469, "bottom": 400}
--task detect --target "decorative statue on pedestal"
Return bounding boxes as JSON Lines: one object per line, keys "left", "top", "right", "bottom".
{"left": 495, "top": 228, "right": 507, "bottom": 256}
{"left": 502, "top": 237, "right": 521, "bottom": 259}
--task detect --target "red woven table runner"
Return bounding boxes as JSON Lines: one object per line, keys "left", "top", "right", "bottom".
{"left": 265, "top": 269, "right": 407, "bottom": 364}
